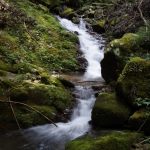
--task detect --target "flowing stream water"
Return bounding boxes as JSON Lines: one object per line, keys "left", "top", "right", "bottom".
{"left": 0, "top": 17, "right": 104, "bottom": 150}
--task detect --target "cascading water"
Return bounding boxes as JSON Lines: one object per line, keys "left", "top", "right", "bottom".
{"left": 58, "top": 17, "right": 104, "bottom": 80}
{"left": 0, "top": 17, "right": 104, "bottom": 150}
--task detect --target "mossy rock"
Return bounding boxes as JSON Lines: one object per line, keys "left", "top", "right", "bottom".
{"left": 128, "top": 109, "right": 150, "bottom": 135}
{"left": 116, "top": 57, "right": 150, "bottom": 107}
{"left": 62, "top": 7, "right": 74, "bottom": 18}
{"left": 92, "top": 92, "right": 131, "bottom": 128}
{"left": 10, "top": 80, "right": 73, "bottom": 111}
{"left": 92, "top": 19, "right": 106, "bottom": 33}
{"left": 65, "top": 131, "right": 142, "bottom": 150}
{"left": 0, "top": 76, "right": 73, "bottom": 130}
{"left": 0, "top": 102, "right": 56, "bottom": 130}
{"left": 101, "top": 33, "right": 142, "bottom": 83}
{"left": 15, "top": 105, "right": 56, "bottom": 128}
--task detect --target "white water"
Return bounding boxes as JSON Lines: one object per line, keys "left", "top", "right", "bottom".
{"left": 58, "top": 17, "right": 104, "bottom": 80}
{"left": 0, "top": 17, "right": 104, "bottom": 150}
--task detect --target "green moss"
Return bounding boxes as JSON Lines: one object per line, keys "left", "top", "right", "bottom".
{"left": 0, "top": 70, "right": 7, "bottom": 77}
{"left": 0, "top": 60, "right": 12, "bottom": 72}
{"left": 0, "top": 75, "right": 73, "bottom": 129}
{"left": 101, "top": 31, "right": 149, "bottom": 83}
{"left": 15, "top": 105, "right": 56, "bottom": 127}
{"left": 97, "top": 19, "right": 106, "bottom": 28}
{"left": 1, "top": 0, "right": 79, "bottom": 72}
{"left": 129, "top": 109, "right": 150, "bottom": 135}
{"left": 10, "top": 80, "right": 73, "bottom": 111}
{"left": 92, "top": 92, "right": 131, "bottom": 128}
{"left": 108, "top": 33, "right": 139, "bottom": 56}
{"left": 117, "top": 57, "right": 150, "bottom": 107}
{"left": 0, "top": 102, "right": 56, "bottom": 128}
{"left": 62, "top": 7, "right": 74, "bottom": 16}
{"left": 66, "top": 131, "right": 141, "bottom": 150}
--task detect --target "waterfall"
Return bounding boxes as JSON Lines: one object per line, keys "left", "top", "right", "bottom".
{"left": 58, "top": 17, "right": 104, "bottom": 80}
{"left": 0, "top": 17, "right": 104, "bottom": 150}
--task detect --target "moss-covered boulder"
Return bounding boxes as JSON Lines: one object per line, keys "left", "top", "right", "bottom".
{"left": 10, "top": 80, "right": 72, "bottom": 111}
{"left": 0, "top": 103, "right": 56, "bottom": 130}
{"left": 0, "top": 72, "right": 73, "bottom": 131}
{"left": 101, "top": 33, "right": 140, "bottom": 83}
{"left": 65, "top": 131, "right": 142, "bottom": 150}
{"left": 116, "top": 57, "right": 150, "bottom": 107}
{"left": 128, "top": 109, "right": 150, "bottom": 135}
{"left": 92, "top": 93, "right": 131, "bottom": 128}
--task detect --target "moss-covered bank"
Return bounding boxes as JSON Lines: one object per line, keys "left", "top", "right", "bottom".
{"left": 65, "top": 131, "right": 142, "bottom": 150}
{"left": 0, "top": 0, "right": 80, "bottom": 131}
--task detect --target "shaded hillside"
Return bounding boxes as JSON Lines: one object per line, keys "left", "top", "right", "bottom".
{"left": 0, "top": 0, "right": 80, "bottom": 131}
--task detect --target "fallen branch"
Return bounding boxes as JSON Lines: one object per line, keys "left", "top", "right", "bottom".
{"left": 0, "top": 100, "right": 58, "bottom": 127}
{"left": 139, "top": 137, "right": 150, "bottom": 144}
{"left": 23, "top": 22, "right": 38, "bottom": 43}
{"left": 8, "top": 97, "right": 21, "bottom": 130}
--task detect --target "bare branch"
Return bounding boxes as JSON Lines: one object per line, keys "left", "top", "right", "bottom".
{"left": 8, "top": 97, "right": 21, "bottom": 130}
{"left": 138, "top": 0, "right": 149, "bottom": 31}
{"left": 0, "top": 100, "right": 58, "bottom": 127}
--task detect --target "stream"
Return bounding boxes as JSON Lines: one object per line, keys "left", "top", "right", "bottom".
{"left": 0, "top": 17, "right": 104, "bottom": 150}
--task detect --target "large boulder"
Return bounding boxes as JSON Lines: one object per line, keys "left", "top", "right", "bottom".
{"left": 101, "top": 33, "right": 140, "bottom": 83}
{"left": 116, "top": 57, "right": 150, "bottom": 107}
{"left": 65, "top": 131, "right": 142, "bottom": 150}
{"left": 92, "top": 92, "right": 131, "bottom": 128}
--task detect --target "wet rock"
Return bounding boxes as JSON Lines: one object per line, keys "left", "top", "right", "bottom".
{"left": 77, "top": 55, "right": 88, "bottom": 72}
{"left": 72, "top": 17, "right": 80, "bottom": 24}
{"left": 59, "top": 77, "right": 75, "bottom": 88}
{"left": 74, "top": 31, "right": 79, "bottom": 35}
{"left": 92, "top": 24, "right": 105, "bottom": 34}
{"left": 101, "top": 51, "right": 125, "bottom": 83}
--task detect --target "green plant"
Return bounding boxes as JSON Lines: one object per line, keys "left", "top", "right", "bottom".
{"left": 135, "top": 98, "right": 150, "bottom": 107}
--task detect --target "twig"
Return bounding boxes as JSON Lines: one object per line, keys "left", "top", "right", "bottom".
{"left": 23, "top": 22, "right": 37, "bottom": 43}
{"left": 0, "top": 100, "right": 58, "bottom": 127}
{"left": 138, "top": 0, "right": 148, "bottom": 31}
{"left": 139, "top": 137, "right": 150, "bottom": 144}
{"left": 137, "top": 117, "right": 149, "bottom": 132}
{"left": 8, "top": 97, "right": 21, "bottom": 130}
